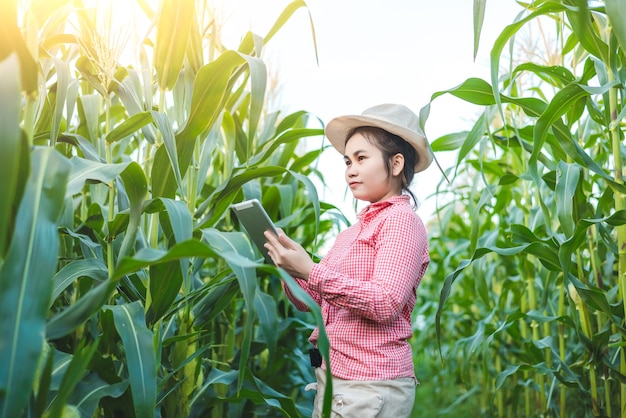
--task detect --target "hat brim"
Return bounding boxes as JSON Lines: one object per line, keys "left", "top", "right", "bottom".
{"left": 325, "top": 115, "right": 433, "bottom": 173}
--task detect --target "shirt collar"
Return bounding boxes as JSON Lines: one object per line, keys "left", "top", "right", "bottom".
{"left": 356, "top": 195, "right": 410, "bottom": 223}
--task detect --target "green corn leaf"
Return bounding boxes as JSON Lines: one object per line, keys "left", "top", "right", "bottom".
{"left": 180, "top": 50, "right": 246, "bottom": 140}
{"left": 568, "top": 276, "right": 623, "bottom": 327}
{"left": 160, "top": 198, "right": 192, "bottom": 287}
{"left": 469, "top": 186, "right": 496, "bottom": 253}
{"left": 195, "top": 166, "right": 286, "bottom": 228}
{"left": 290, "top": 170, "right": 321, "bottom": 244}
{"left": 262, "top": 0, "right": 309, "bottom": 46}
{"left": 57, "top": 133, "right": 103, "bottom": 162}
{"left": 62, "top": 228, "right": 104, "bottom": 260}
{"left": 240, "top": 54, "right": 266, "bottom": 150}
{"left": 50, "top": 349, "right": 72, "bottom": 391}
{"left": 559, "top": 210, "right": 626, "bottom": 278}
{"left": 0, "top": 54, "right": 28, "bottom": 260}
{"left": 432, "top": 77, "right": 496, "bottom": 106}
{"left": 45, "top": 339, "right": 98, "bottom": 418}
{"left": 152, "top": 51, "right": 247, "bottom": 198}
{"left": 150, "top": 144, "right": 178, "bottom": 198}
{"left": 46, "top": 279, "right": 116, "bottom": 340}
{"left": 116, "top": 162, "right": 148, "bottom": 261}
{"left": 513, "top": 63, "right": 576, "bottom": 86}
{"left": 0, "top": 6, "right": 38, "bottom": 93}
{"left": 111, "top": 240, "right": 222, "bottom": 281}
{"left": 195, "top": 124, "right": 220, "bottom": 194}
{"left": 254, "top": 291, "right": 279, "bottom": 359}
{"left": 457, "top": 111, "right": 488, "bottom": 166}
{"left": 113, "top": 76, "right": 143, "bottom": 114}
{"left": 190, "top": 369, "right": 238, "bottom": 408}
{"left": 50, "top": 258, "right": 108, "bottom": 306}
{"left": 607, "top": 0, "right": 626, "bottom": 57}
{"left": 289, "top": 147, "right": 327, "bottom": 174}
{"left": 237, "top": 370, "right": 301, "bottom": 416}
{"left": 201, "top": 229, "right": 257, "bottom": 390}
{"left": 69, "top": 373, "right": 128, "bottom": 418}
{"left": 185, "top": 6, "right": 203, "bottom": 74}
{"left": 41, "top": 33, "right": 78, "bottom": 52}
{"left": 143, "top": 198, "right": 192, "bottom": 324}
{"left": 116, "top": 76, "right": 157, "bottom": 144}
{"left": 105, "top": 111, "right": 153, "bottom": 143}
{"left": 473, "top": 0, "right": 486, "bottom": 60}
{"left": 430, "top": 132, "right": 470, "bottom": 152}
{"left": 154, "top": 0, "right": 194, "bottom": 91}
{"left": 501, "top": 91, "right": 618, "bottom": 190}
{"left": 0, "top": 147, "right": 71, "bottom": 418}
{"left": 225, "top": 105, "right": 244, "bottom": 167}
{"left": 555, "top": 161, "right": 581, "bottom": 238}
{"left": 192, "top": 277, "right": 240, "bottom": 325}
{"left": 105, "top": 302, "right": 157, "bottom": 418}
{"left": 564, "top": 0, "right": 609, "bottom": 63}
{"left": 189, "top": 367, "right": 300, "bottom": 416}
{"left": 144, "top": 198, "right": 193, "bottom": 244}
{"left": 147, "top": 260, "right": 183, "bottom": 325}
{"left": 66, "top": 157, "right": 130, "bottom": 197}
{"left": 151, "top": 111, "right": 184, "bottom": 194}
{"left": 77, "top": 94, "right": 101, "bottom": 144}
{"left": 495, "top": 364, "right": 522, "bottom": 392}
{"left": 247, "top": 128, "right": 324, "bottom": 167}
{"left": 50, "top": 56, "right": 69, "bottom": 145}
{"left": 490, "top": 2, "right": 566, "bottom": 108}
{"left": 272, "top": 186, "right": 296, "bottom": 221}
{"left": 275, "top": 109, "right": 318, "bottom": 133}
{"left": 531, "top": 84, "right": 593, "bottom": 181}
{"left": 34, "top": 346, "right": 53, "bottom": 418}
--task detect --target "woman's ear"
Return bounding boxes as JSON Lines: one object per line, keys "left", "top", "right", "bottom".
{"left": 392, "top": 153, "right": 405, "bottom": 177}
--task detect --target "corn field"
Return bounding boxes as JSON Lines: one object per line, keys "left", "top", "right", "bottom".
{"left": 1, "top": 0, "right": 341, "bottom": 416}
{"left": 2, "top": 0, "right": 626, "bottom": 417}
{"left": 419, "top": 0, "right": 626, "bottom": 416}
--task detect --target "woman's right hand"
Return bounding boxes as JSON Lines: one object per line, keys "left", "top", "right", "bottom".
{"left": 264, "top": 229, "right": 314, "bottom": 280}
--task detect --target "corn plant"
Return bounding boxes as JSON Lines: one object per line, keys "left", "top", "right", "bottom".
{"left": 0, "top": 0, "right": 344, "bottom": 417}
{"left": 425, "top": 0, "right": 626, "bottom": 416}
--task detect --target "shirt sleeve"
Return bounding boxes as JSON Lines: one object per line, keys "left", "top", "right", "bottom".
{"left": 281, "top": 277, "right": 322, "bottom": 312}
{"left": 307, "top": 210, "right": 428, "bottom": 323}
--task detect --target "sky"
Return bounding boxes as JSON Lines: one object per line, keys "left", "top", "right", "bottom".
{"left": 213, "top": 0, "right": 525, "bottom": 223}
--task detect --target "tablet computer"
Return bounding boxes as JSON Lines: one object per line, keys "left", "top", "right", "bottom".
{"left": 231, "top": 199, "right": 279, "bottom": 263}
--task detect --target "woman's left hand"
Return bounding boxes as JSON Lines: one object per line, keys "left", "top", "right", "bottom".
{"left": 264, "top": 229, "right": 314, "bottom": 280}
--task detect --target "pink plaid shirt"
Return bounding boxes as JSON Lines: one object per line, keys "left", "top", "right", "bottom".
{"left": 283, "top": 194, "right": 429, "bottom": 380}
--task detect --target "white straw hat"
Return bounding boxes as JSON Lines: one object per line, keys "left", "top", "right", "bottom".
{"left": 325, "top": 103, "right": 433, "bottom": 173}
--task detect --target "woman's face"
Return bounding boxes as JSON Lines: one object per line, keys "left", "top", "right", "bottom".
{"left": 343, "top": 132, "right": 403, "bottom": 203}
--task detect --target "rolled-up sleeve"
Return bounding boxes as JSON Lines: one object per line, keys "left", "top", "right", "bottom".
{"left": 281, "top": 277, "right": 322, "bottom": 312}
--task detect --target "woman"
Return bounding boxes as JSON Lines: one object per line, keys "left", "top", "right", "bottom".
{"left": 264, "top": 103, "right": 432, "bottom": 417}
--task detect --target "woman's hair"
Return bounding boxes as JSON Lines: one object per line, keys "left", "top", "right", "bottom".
{"left": 345, "top": 126, "right": 418, "bottom": 205}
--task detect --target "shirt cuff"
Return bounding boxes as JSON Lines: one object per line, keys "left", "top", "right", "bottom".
{"left": 307, "top": 263, "right": 322, "bottom": 291}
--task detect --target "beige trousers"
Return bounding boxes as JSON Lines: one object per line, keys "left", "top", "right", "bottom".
{"left": 308, "top": 368, "right": 417, "bottom": 418}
